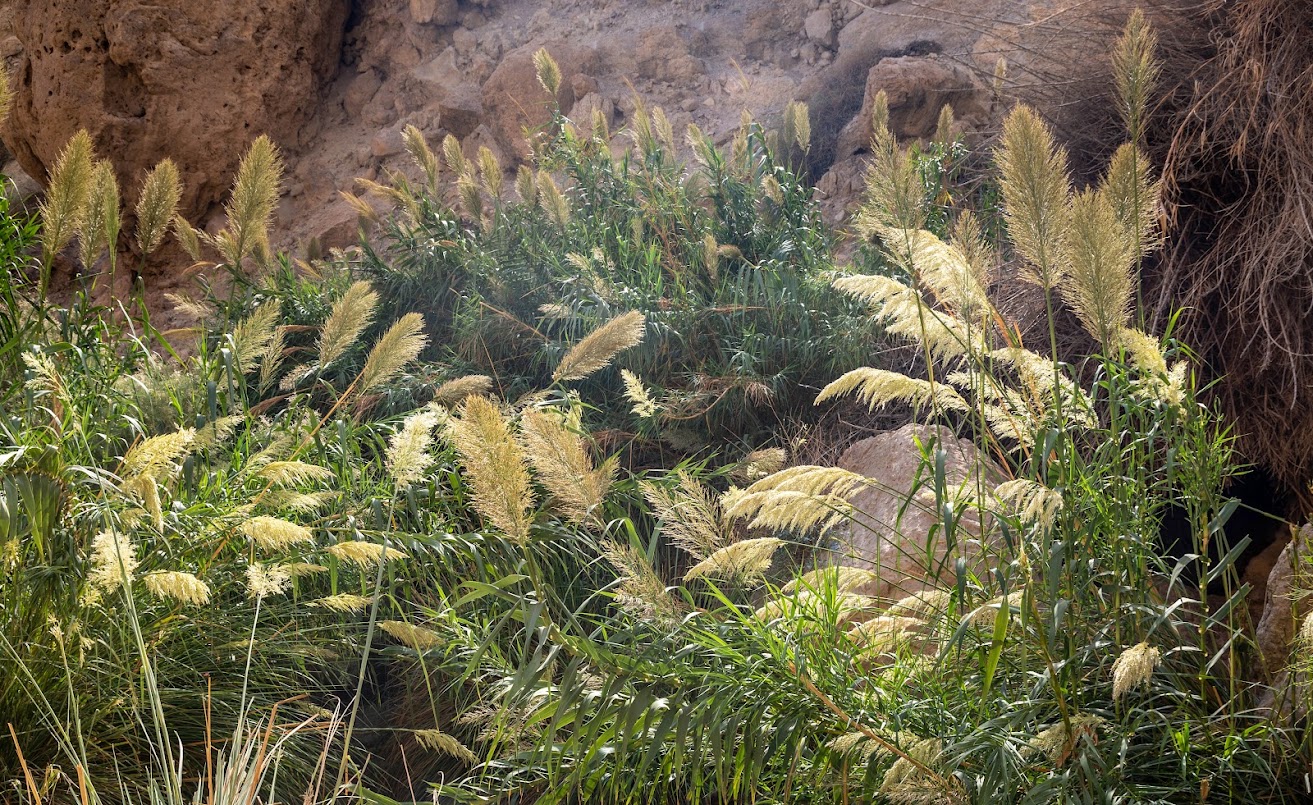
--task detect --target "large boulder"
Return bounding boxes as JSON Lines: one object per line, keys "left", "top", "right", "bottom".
{"left": 1, "top": 0, "right": 350, "bottom": 222}
{"left": 481, "top": 41, "right": 600, "bottom": 158}
{"left": 826, "top": 424, "right": 1003, "bottom": 602}
{"left": 1256, "top": 525, "right": 1313, "bottom": 713}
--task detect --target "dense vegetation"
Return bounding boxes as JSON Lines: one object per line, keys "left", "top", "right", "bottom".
{"left": 3, "top": 15, "right": 1311, "bottom": 805}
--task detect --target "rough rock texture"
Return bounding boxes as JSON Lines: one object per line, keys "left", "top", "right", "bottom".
{"left": 825, "top": 424, "right": 1002, "bottom": 602}
{"left": 1254, "top": 524, "right": 1312, "bottom": 714}
{"left": 2, "top": 0, "right": 349, "bottom": 220}
{"left": 1257, "top": 526, "right": 1312, "bottom": 677}
{"left": 0, "top": 0, "right": 1135, "bottom": 264}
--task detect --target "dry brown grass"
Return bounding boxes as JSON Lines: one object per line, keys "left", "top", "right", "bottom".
{"left": 1148, "top": 0, "right": 1313, "bottom": 495}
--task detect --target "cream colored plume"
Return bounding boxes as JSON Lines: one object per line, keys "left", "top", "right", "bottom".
{"left": 521, "top": 407, "right": 617, "bottom": 527}
{"left": 552, "top": 311, "right": 647, "bottom": 382}
{"left": 447, "top": 396, "right": 536, "bottom": 544}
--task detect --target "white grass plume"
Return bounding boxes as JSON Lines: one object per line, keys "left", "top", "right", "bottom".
{"left": 521, "top": 407, "right": 617, "bottom": 527}
{"left": 447, "top": 396, "right": 536, "bottom": 544}
{"left": 356, "top": 312, "right": 428, "bottom": 393}
{"left": 641, "top": 471, "right": 728, "bottom": 559}
{"left": 997, "top": 105, "right": 1071, "bottom": 290}
{"left": 318, "top": 281, "right": 379, "bottom": 367}
{"left": 552, "top": 311, "right": 646, "bottom": 382}
{"left": 816, "top": 368, "right": 969, "bottom": 414}
{"left": 683, "top": 537, "right": 783, "bottom": 585}
{"left": 135, "top": 159, "right": 182, "bottom": 256}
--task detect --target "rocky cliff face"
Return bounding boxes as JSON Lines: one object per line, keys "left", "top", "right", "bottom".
{"left": 0, "top": 0, "right": 1128, "bottom": 262}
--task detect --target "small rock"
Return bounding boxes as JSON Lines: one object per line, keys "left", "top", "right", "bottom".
{"left": 681, "top": 97, "right": 698, "bottom": 113}
{"left": 370, "top": 124, "right": 407, "bottom": 158}
{"left": 452, "top": 26, "right": 477, "bottom": 55}
{"left": 803, "top": 7, "right": 836, "bottom": 48}
{"left": 409, "top": 0, "right": 459, "bottom": 26}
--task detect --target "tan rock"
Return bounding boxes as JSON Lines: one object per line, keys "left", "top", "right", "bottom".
{"left": 2, "top": 0, "right": 350, "bottom": 225}
{"left": 825, "top": 424, "right": 1002, "bottom": 602}
{"left": 481, "top": 42, "right": 599, "bottom": 158}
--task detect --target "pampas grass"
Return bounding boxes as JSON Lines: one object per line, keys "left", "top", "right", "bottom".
{"left": 552, "top": 311, "right": 646, "bottom": 382}
{"left": 135, "top": 160, "right": 182, "bottom": 256}
{"left": 520, "top": 407, "right": 616, "bottom": 527}
{"left": 996, "top": 105, "right": 1071, "bottom": 291}
{"left": 683, "top": 537, "right": 783, "bottom": 584}
{"left": 39, "top": 131, "right": 96, "bottom": 282}
{"left": 214, "top": 135, "right": 284, "bottom": 266}
{"left": 640, "top": 471, "right": 727, "bottom": 560}
{"left": 318, "top": 281, "right": 379, "bottom": 368}
{"left": 446, "top": 396, "right": 535, "bottom": 544}
{"left": 356, "top": 312, "right": 428, "bottom": 394}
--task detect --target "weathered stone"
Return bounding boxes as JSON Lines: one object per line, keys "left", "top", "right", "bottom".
{"left": 803, "top": 8, "right": 835, "bottom": 48}
{"left": 2, "top": 0, "right": 350, "bottom": 222}
{"left": 409, "top": 0, "right": 459, "bottom": 26}
{"left": 824, "top": 424, "right": 1002, "bottom": 602}
{"left": 481, "top": 41, "right": 599, "bottom": 157}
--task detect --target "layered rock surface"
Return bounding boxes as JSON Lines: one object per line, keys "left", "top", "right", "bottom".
{"left": 0, "top": 0, "right": 1130, "bottom": 260}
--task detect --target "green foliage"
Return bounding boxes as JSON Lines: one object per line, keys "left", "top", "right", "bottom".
{"left": 352, "top": 102, "right": 878, "bottom": 451}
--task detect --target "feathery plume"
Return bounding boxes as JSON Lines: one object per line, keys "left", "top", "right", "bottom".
{"left": 856, "top": 92, "right": 925, "bottom": 237}
{"left": 259, "top": 490, "right": 337, "bottom": 514}
{"left": 553, "top": 311, "right": 646, "bottom": 382}
{"left": 40, "top": 130, "right": 96, "bottom": 261}
{"left": 602, "top": 540, "right": 682, "bottom": 625}
{"left": 521, "top": 408, "right": 617, "bottom": 526}
{"left": 784, "top": 100, "right": 811, "bottom": 153}
{"left": 621, "top": 369, "right": 660, "bottom": 418}
{"left": 387, "top": 409, "right": 441, "bottom": 487}
{"left": 256, "top": 460, "right": 334, "bottom": 488}
{"left": 734, "top": 447, "right": 787, "bottom": 483}
{"left": 724, "top": 465, "right": 867, "bottom": 534}
{"left": 897, "top": 228, "right": 991, "bottom": 321}
{"left": 0, "top": 67, "right": 11, "bottom": 126}
{"left": 281, "top": 562, "right": 329, "bottom": 578}
{"left": 432, "top": 374, "right": 493, "bottom": 407}
{"left": 933, "top": 103, "right": 955, "bottom": 146}
{"left": 1111, "top": 8, "right": 1159, "bottom": 143}
{"left": 1111, "top": 641, "right": 1160, "bottom": 700}
{"left": 414, "top": 729, "right": 479, "bottom": 765}
{"left": 1029, "top": 713, "right": 1103, "bottom": 765}
{"left": 1103, "top": 142, "right": 1160, "bottom": 258}
{"left": 356, "top": 312, "right": 428, "bottom": 393}
{"left": 683, "top": 537, "right": 783, "bottom": 584}
{"left": 380, "top": 620, "right": 442, "bottom": 651}
{"left": 447, "top": 396, "right": 536, "bottom": 544}
{"left": 144, "top": 571, "right": 211, "bottom": 606}
{"left": 246, "top": 562, "right": 291, "bottom": 598}
{"left": 122, "top": 428, "right": 197, "bottom": 481}
{"left": 994, "top": 479, "right": 1064, "bottom": 533}
{"left": 878, "top": 738, "right": 941, "bottom": 793}
{"left": 318, "top": 281, "right": 379, "bottom": 367}
{"left": 951, "top": 210, "right": 995, "bottom": 291}
{"left": 79, "top": 161, "right": 120, "bottom": 271}
{"left": 784, "top": 565, "right": 879, "bottom": 595}
{"left": 515, "top": 164, "right": 538, "bottom": 204}
{"left": 241, "top": 516, "right": 314, "bottom": 551}
{"left": 641, "top": 471, "right": 728, "bottom": 559}
{"left": 537, "top": 170, "right": 570, "bottom": 227}
{"left": 847, "top": 615, "right": 922, "bottom": 654}
{"left": 969, "top": 591, "right": 1024, "bottom": 628}
{"left": 816, "top": 368, "right": 970, "bottom": 413}
{"left": 230, "top": 302, "right": 281, "bottom": 375}
{"left": 312, "top": 593, "right": 373, "bottom": 613}
{"left": 996, "top": 105, "right": 1071, "bottom": 289}
{"left": 135, "top": 159, "right": 182, "bottom": 255}
{"left": 402, "top": 124, "right": 440, "bottom": 190}
{"left": 173, "top": 215, "right": 204, "bottom": 261}
{"left": 1061, "top": 189, "right": 1136, "bottom": 347}
{"left": 478, "top": 146, "right": 503, "bottom": 198}
{"left": 339, "top": 190, "right": 380, "bottom": 223}
{"left": 456, "top": 172, "right": 483, "bottom": 221}
{"left": 888, "top": 589, "right": 954, "bottom": 621}
{"left": 89, "top": 529, "right": 138, "bottom": 592}
{"left": 219, "top": 134, "right": 283, "bottom": 265}
{"left": 326, "top": 540, "right": 406, "bottom": 568}
{"left": 442, "top": 134, "right": 467, "bottom": 176}
{"left": 533, "top": 48, "right": 561, "bottom": 96}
